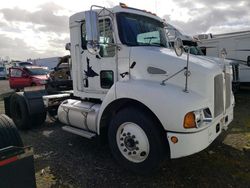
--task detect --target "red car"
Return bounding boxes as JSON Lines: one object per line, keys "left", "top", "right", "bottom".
{"left": 9, "top": 66, "right": 49, "bottom": 90}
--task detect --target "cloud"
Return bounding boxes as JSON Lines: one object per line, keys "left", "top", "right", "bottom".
{"left": 164, "top": 0, "right": 250, "bottom": 35}
{"left": 0, "top": 34, "right": 67, "bottom": 60}
{"left": 0, "top": 34, "right": 38, "bottom": 60}
{"left": 0, "top": 2, "right": 69, "bottom": 60}
{"left": 48, "top": 37, "right": 70, "bottom": 49}
{"left": 0, "top": 2, "right": 69, "bottom": 33}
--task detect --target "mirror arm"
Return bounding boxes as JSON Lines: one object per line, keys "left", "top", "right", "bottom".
{"left": 183, "top": 47, "right": 190, "bottom": 93}
{"left": 90, "top": 5, "right": 114, "bottom": 16}
{"left": 161, "top": 67, "right": 187, "bottom": 86}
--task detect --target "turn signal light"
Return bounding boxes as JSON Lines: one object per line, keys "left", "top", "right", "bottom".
{"left": 183, "top": 112, "right": 196, "bottom": 128}
{"left": 171, "top": 136, "right": 178, "bottom": 144}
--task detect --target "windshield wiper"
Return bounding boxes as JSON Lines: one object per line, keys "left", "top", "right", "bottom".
{"left": 143, "top": 36, "right": 157, "bottom": 45}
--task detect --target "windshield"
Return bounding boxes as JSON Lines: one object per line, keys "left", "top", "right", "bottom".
{"left": 19, "top": 62, "right": 32, "bottom": 66}
{"left": 24, "top": 68, "right": 49, "bottom": 75}
{"left": 117, "top": 13, "right": 168, "bottom": 47}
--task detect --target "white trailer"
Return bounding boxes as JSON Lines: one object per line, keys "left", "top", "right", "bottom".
{"left": 32, "top": 57, "right": 60, "bottom": 70}
{"left": 196, "top": 31, "right": 250, "bottom": 84}
{"left": 5, "top": 3, "right": 234, "bottom": 174}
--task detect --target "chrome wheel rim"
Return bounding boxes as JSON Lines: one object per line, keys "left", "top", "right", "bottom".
{"left": 116, "top": 122, "right": 150, "bottom": 163}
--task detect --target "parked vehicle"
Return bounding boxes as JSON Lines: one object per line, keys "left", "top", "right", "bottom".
{"left": 166, "top": 23, "right": 204, "bottom": 55}
{"left": 47, "top": 55, "right": 72, "bottom": 92}
{"left": 12, "top": 61, "right": 33, "bottom": 67}
{"left": 5, "top": 3, "right": 234, "bottom": 173}
{"left": 9, "top": 66, "right": 49, "bottom": 90}
{"left": 195, "top": 31, "right": 250, "bottom": 86}
{"left": 0, "top": 66, "right": 7, "bottom": 79}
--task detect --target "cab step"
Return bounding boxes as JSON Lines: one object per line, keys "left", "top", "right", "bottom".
{"left": 62, "top": 126, "right": 96, "bottom": 139}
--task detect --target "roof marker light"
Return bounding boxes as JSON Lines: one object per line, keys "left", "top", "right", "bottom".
{"left": 120, "top": 3, "right": 128, "bottom": 8}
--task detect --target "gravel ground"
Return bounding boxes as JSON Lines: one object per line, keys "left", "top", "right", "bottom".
{"left": 0, "top": 80, "right": 249, "bottom": 188}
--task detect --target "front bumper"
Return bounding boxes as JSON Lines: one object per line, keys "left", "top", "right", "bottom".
{"left": 167, "top": 106, "right": 233, "bottom": 159}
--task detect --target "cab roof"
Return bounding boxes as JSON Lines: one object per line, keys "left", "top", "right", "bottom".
{"left": 70, "top": 4, "right": 164, "bottom": 26}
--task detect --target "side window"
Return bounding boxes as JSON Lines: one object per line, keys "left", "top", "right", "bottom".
{"left": 10, "top": 69, "right": 22, "bottom": 77}
{"left": 100, "top": 70, "right": 114, "bottom": 89}
{"left": 81, "top": 21, "right": 87, "bottom": 50}
{"left": 99, "top": 19, "right": 115, "bottom": 57}
{"left": 81, "top": 18, "right": 115, "bottom": 57}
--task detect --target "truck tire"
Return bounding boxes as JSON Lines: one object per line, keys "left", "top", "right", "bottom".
{"left": 0, "top": 114, "right": 23, "bottom": 149}
{"left": 108, "top": 107, "right": 168, "bottom": 174}
{"left": 10, "top": 93, "right": 31, "bottom": 130}
{"left": 10, "top": 93, "right": 46, "bottom": 130}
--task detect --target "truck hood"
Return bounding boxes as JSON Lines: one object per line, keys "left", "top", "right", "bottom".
{"left": 130, "top": 47, "right": 222, "bottom": 77}
{"left": 129, "top": 47, "right": 224, "bottom": 96}
{"left": 195, "top": 55, "right": 233, "bottom": 68}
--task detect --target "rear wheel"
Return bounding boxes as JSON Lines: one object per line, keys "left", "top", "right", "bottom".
{"left": 108, "top": 107, "right": 168, "bottom": 174}
{"left": 0, "top": 114, "right": 23, "bottom": 149}
{"left": 10, "top": 93, "right": 46, "bottom": 130}
{"left": 10, "top": 93, "right": 30, "bottom": 129}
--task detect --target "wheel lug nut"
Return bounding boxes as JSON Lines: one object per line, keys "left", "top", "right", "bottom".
{"left": 136, "top": 147, "right": 139, "bottom": 150}
{"left": 133, "top": 151, "right": 136, "bottom": 155}
{"left": 140, "top": 151, "right": 146, "bottom": 156}
{"left": 121, "top": 143, "right": 124, "bottom": 146}
{"left": 128, "top": 152, "right": 131, "bottom": 155}
{"left": 124, "top": 149, "right": 127, "bottom": 152}
{"left": 135, "top": 141, "right": 139, "bottom": 144}
{"left": 132, "top": 135, "right": 135, "bottom": 139}
{"left": 120, "top": 137, "right": 124, "bottom": 141}
{"left": 127, "top": 132, "right": 131, "bottom": 136}
{"left": 122, "top": 133, "right": 126, "bottom": 136}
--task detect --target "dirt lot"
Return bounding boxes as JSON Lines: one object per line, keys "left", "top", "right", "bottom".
{"left": 0, "top": 80, "right": 249, "bottom": 188}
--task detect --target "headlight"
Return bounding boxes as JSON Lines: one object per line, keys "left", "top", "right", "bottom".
{"left": 183, "top": 112, "right": 196, "bottom": 129}
{"left": 183, "top": 108, "right": 212, "bottom": 129}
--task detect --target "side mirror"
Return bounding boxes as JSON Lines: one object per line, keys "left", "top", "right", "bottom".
{"left": 247, "top": 56, "right": 250, "bottom": 67}
{"left": 65, "top": 43, "right": 71, "bottom": 51}
{"left": 174, "top": 38, "right": 184, "bottom": 57}
{"left": 85, "top": 10, "right": 100, "bottom": 55}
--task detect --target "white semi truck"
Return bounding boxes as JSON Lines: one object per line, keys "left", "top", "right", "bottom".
{"left": 5, "top": 3, "right": 234, "bottom": 173}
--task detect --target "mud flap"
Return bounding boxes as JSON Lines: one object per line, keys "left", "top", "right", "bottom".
{"left": 0, "top": 146, "right": 36, "bottom": 188}
{"left": 23, "top": 89, "right": 47, "bottom": 115}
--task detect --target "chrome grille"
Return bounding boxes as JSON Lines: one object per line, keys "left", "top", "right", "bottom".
{"left": 225, "top": 73, "right": 231, "bottom": 109}
{"left": 214, "top": 74, "right": 224, "bottom": 117}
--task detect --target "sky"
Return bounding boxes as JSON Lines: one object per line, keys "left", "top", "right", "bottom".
{"left": 0, "top": 0, "right": 249, "bottom": 60}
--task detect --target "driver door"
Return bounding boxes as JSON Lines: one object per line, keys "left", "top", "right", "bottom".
{"left": 80, "top": 17, "right": 117, "bottom": 95}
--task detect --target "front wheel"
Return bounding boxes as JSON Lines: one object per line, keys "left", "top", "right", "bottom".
{"left": 108, "top": 107, "right": 168, "bottom": 174}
